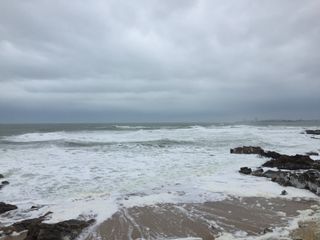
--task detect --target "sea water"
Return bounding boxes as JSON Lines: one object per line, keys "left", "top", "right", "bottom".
{"left": 0, "top": 122, "right": 319, "bottom": 229}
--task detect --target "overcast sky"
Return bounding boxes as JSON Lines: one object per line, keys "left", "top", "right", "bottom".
{"left": 0, "top": 0, "right": 319, "bottom": 123}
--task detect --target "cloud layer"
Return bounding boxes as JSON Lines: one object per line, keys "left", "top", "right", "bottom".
{"left": 1, "top": 0, "right": 319, "bottom": 122}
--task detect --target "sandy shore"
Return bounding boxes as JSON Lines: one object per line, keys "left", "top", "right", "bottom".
{"left": 83, "top": 196, "right": 319, "bottom": 240}
{"left": 291, "top": 219, "right": 320, "bottom": 240}
{"left": 1, "top": 196, "right": 319, "bottom": 240}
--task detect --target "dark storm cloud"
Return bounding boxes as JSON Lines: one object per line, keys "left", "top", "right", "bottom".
{"left": 0, "top": 0, "right": 319, "bottom": 122}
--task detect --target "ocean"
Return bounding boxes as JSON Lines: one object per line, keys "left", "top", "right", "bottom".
{"left": 0, "top": 122, "right": 320, "bottom": 238}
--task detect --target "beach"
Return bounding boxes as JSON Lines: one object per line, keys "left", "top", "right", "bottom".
{"left": 0, "top": 122, "right": 320, "bottom": 239}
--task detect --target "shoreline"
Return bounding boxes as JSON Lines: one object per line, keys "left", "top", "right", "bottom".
{"left": 85, "top": 196, "right": 320, "bottom": 240}
{"left": 1, "top": 127, "right": 320, "bottom": 239}
{"left": 2, "top": 196, "right": 320, "bottom": 240}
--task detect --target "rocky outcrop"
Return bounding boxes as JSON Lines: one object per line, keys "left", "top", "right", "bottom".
{"left": 0, "top": 202, "right": 17, "bottom": 214}
{"left": 262, "top": 150, "right": 282, "bottom": 159}
{"left": 305, "top": 130, "right": 320, "bottom": 135}
{"left": 0, "top": 212, "right": 52, "bottom": 236}
{"left": 239, "top": 167, "right": 252, "bottom": 175}
{"left": 230, "top": 146, "right": 265, "bottom": 155}
{"left": 262, "top": 154, "right": 320, "bottom": 170}
{"left": 252, "top": 168, "right": 264, "bottom": 177}
{"left": 269, "top": 170, "right": 320, "bottom": 195}
{"left": 0, "top": 174, "right": 4, "bottom": 178}
{"left": 233, "top": 146, "right": 320, "bottom": 195}
{"left": 1, "top": 215, "right": 95, "bottom": 240}
{"left": 25, "top": 219, "right": 95, "bottom": 240}
{"left": 230, "top": 146, "right": 282, "bottom": 159}
{"left": 239, "top": 168, "right": 320, "bottom": 196}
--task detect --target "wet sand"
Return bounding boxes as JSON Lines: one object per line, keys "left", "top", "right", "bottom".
{"left": 85, "top": 197, "right": 320, "bottom": 240}
{"left": 291, "top": 220, "right": 320, "bottom": 240}
{"left": 1, "top": 197, "right": 319, "bottom": 240}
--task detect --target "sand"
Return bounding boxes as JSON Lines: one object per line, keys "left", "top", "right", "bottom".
{"left": 291, "top": 220, "right": 320, "bottom": 240}
{"left": 1, "top": 197, "right": 319, "bottom": 240}
{"left": 84, "top": 197, "right": 320, "bottom": 240}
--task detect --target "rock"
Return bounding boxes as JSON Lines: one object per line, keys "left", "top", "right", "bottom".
{"left": 306, "top": 151, "right": 319, "bottom": 156}
{"left": 262, "top": 170, "right": 281, "bottom": 179}
{"left": 252, "top": 168, "right": 264, "bottom": 177}
{"left": 230, "top": 146, "right": 283, "bottom": 159}
{"left": 262, "top": 154, "right": 320, "bottom": 170}
{"left": 239, "top": 167, "right": 252, "bottom": 175}
{"left": 263, "top": 227, "right": 273, "bottom": 234}
{"left": 305, "top": 130, "right": 320, "bottom": 135}
{"left": 25, "top": 219, "right": 95, "bottom": 240}
{"left": 270, "top": 171, "right": 292, "bottom": 187}
{"left": 281, "top": 190, "right": 288, "bottom": 195}
{"left": 262, "top": 151, "right": 282, "bottom": 159}
{"left": 230, "top": 146, "right": 265, "bottom": 155}
{"left": 0, "top": 212, "right": 52, "bottom": 236}
{"left": 0, "top": 174, "right": 4, "bottom": 178}
{"left": 0, "top": 202, "right": 17, "bottom": 214}
{"left": 262, "top": 170, "right": 320, "bottom": 196}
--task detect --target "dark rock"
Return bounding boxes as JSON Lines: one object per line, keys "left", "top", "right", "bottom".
{"left": 0, "top": 202, "right": 17, "bottom": 214}
{"left": 230, "top": 146, "right": 283, "bottom": 159}
{"left": 261, "top": 151, "right": 282, "bottom": 159}
{"left": 262, "top": 170, "right": 281, "bottom": 179}
{"left": 262, "top": 227, "right": 273, "bottom": 234}
{"left": 281, "top": 190, "right": 288, "bottom": 195}
{"left": 252, "top": 168, "right": 264, "bottom": 177}
{"left": 25, "top": 219, "right": 95, "bottom": 240}
{"left": 0, "top": 174, "right": 4, "bottom": 178}
{"left": 305, "top": 130, "right": 320, "bottom": 135}
{"left": 230, "top": 146, "right": 265, "bottom": 155}
{"left": 2, "top": 181, "right": 9, "bottom": 185}
{"left": 0, "top": 212, "right": 52, "bottom": 236}
{"left": 262, "top": 170, "right": 320, "bottom": 195}
{"left": 306, "top": 151, "right": 319, "bottom": 156}
{"left": 262, "top": 154, "right": 320, "bottom": 170}
{"left": 270, "top": 171, "right": 292, "bottom": 187}
{"left": 239, "top": 167, "right": 252, "bottom": 175}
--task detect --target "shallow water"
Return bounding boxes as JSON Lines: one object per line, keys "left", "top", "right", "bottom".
{"left": 0, "top": 123, "right": 319, "bottom": 233}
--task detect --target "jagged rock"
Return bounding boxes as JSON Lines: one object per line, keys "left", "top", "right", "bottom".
{"left": 25, "top": 219, "right": 95, "bottom": 240}
{"left": 262, "top": 151, "right": 282, "bottom": 159}
{"left": 0, "top": 212, "right": 52, "bottom": 236}
{"left": 264, "top": 170, "right": 320, "bottom": 195}
{"left": 262, "top": 155, "right": 320, "bottom": 170}
{"left": 230, "top": 146, "right": 283, "bottom": 159}
{"left": 270, "top": 171, "right": 292, "bottom": 186}
{"left": 0, "top": 202, "right": 17, "bottom": 214}
{"left": 239, "top": 167, "right": 252, "bottom": 175}
{"left": 252, "top": 168, "right": 264, "bottom": 177}
{"left": 262, "top": 170, "right": 281, "bottom": 179}
{"left": 262, "top": 227, "right": 273, "bottom": 234}
{"left": 305, "top": 130, "right": 320, "bottom": 135}
{"left": 281, "top": 190, "right": 288, "bottom": 195}
{"left": 230, "top": 146, "right": 265, "bottom": 155}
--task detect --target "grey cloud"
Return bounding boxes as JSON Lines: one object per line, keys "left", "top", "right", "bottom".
{"left": 0, "top": 0, "right": 319, "bottom": 122}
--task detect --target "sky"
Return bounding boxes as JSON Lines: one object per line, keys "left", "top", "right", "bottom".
{"left": 0, "top": 0, "right": 319, "bottom": 123}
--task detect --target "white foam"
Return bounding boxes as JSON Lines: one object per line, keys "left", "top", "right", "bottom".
{"left": 0, "top": 125, "right": 319, "bottom": 229}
